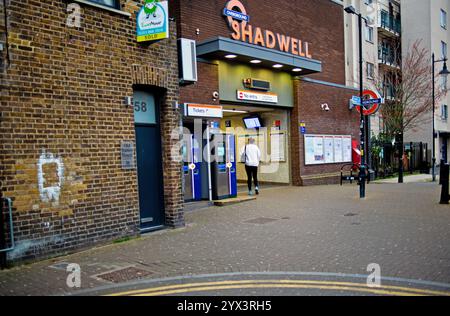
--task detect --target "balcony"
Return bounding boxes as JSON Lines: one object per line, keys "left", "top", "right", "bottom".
{"left": 378, "top": 49, "right": 400, "bottom": 69}
{"left": 382, "top": 84, "right": 399, "bottom": 102}
{"left": 378, "top": 11, "right": 401, "bottom": 37}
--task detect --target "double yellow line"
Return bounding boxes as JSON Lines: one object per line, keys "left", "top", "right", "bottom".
{"left": 108, "top": 279, "right": 450, "bottom": 296}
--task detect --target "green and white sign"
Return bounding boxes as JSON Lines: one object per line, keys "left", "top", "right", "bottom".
{"left": 137, "top": 0, "right": 169, "bottom": 42}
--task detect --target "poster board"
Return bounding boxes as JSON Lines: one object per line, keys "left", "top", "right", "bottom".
{"left": 305, "top": 135, "right": 353, "bottom": 165}
{"left": 270, "top": 131, "right": 286, "bottom": 162}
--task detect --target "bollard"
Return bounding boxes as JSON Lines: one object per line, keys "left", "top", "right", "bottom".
{"left": 440, "top": 160, "right": 445, "bottom": 185}
{"left": 440, "top": 163, "right": 450, "bottom": 204}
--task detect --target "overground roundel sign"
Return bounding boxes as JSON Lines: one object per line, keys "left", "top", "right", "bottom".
{"left": 224, "top": 0, "right": 249, "bottom": 28}
{"left": 356, "top": 89, "right": 383, "bottom": 116}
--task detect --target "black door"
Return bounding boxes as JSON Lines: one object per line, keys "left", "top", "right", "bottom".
{"left": 134, "top": 90, "right": 164, "bottom": 230}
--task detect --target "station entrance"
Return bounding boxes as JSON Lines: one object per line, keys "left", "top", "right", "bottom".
{"left": 182, "top": 104, "right": 291, "bottom": 202}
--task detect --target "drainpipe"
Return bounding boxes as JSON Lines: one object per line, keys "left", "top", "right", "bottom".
{"left": 0, "top": 199, "right": 6, "bottom": 269}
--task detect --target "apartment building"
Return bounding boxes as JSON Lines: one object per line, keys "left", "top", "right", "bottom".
{"left": 403, "top": 0, "right": 450, "bottom": 163}
{"left": 344, "top": 0, "right": 401, "bottom": 140}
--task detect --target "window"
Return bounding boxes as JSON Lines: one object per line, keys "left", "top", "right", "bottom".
{"left": 367, "top": 62, "right": 375, "bottom": 79}
{"left": 86, "top": 0, "right": 120, "bottom": 9}
{"left": 442, "top": 105, "right": 448, "bottom": 120}
{"left": 442, "top": 75, "right": 448, "bottom": 92}
{"left": 442, "top": 41, "right": 448, "bottom": 59}
{"left": 365, "top": 26, "right": 374, "bottom": 43}
{"left": 441, "top": 9, "right": 447, "bottom": 29}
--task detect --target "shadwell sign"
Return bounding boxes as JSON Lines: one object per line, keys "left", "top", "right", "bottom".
{"left": 223, "top": 0, "right": 313, "bottom": 59}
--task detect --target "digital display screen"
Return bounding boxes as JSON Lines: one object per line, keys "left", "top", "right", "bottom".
{"left": 243, "top": 116, "right": 263, "bottom": 129}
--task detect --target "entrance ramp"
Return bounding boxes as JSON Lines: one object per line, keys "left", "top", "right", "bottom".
{"left": 213, "top": 193, "right": 257, "bottom": 207}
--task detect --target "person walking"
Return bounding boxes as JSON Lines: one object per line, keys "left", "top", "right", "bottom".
{"left": 241, "top": 138, "right": 261, "bottom": 196}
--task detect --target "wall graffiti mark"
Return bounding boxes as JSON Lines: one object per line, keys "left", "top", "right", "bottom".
{"left": 37, "top": 152, "right": 65, "bottom": 204}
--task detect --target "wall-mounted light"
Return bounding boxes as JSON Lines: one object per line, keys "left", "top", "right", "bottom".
{"left": 124, "top": 96, "right": 133, "bottom": 108}
{"left": 223, "top": 109, "right": 248, "bottom": 114}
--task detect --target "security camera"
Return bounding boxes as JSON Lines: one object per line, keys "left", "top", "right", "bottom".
{"left": 321, "top": 103, "right": 330, "bottom": 112}
{"left": 212, "top": 91, "right": 219, "bottom": 100}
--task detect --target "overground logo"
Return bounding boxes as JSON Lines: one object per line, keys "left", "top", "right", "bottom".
{"left": 223, "top": 0, "right": 250, "bottom": 26}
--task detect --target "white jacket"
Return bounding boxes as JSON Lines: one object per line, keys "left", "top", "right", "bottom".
{"left": 241, "top": 144, "right": 261, "bottom": 167}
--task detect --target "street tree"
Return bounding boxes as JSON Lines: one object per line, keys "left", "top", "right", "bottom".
{"left": 376, "top": 40, "right": 447, "bottom": 183}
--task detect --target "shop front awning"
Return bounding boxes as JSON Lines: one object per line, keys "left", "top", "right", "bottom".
{"left": 196, "top": 37, "right": 322, "bottom": 75}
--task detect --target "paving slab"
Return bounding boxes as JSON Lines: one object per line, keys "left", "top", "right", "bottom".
{"left": 0, "top": 182, "right": 449, "bottom": 296}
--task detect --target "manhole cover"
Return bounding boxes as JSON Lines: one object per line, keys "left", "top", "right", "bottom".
{"left": 344, "top": 213, "right": 358, "bottom": 217}
{"left": 95, "top": 267, "right": 153, "bottom": 283}
{"left": 244, "top": 217, "right": 279, "bottom": 225}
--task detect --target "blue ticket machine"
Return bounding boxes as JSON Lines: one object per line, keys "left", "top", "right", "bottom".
{"left": 211, "top": 133, "right": 237, "bottom": 200}
{"left": 183, "top": 134, "right": 202, "bottom": 202}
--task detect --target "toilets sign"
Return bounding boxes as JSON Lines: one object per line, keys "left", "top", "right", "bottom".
{"left": 137, "top": 0, "right": 169, "bottom": 42}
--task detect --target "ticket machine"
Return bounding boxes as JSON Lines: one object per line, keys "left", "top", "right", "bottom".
{"left": 183, "top": 134, "right": 202, "bottom": 202}
{"left": 211, "top": 133, "right": 237, "bottom": 200}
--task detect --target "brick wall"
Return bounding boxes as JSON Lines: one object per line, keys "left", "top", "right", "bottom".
{"left": 293, "top": 81, "right": 359, "bottom": 185}
{"left": 0, "top": 0, "right": 182, "bottom": 262}
{"left": 172, "top": 0, "right": 347, "bottom": 84}
{"left": 179, "top": 61, "right": 219, "bottom": 105}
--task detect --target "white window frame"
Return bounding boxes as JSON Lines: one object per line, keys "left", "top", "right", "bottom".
{"left": 442, "top": 41, "right": 448, "bottom": 59}
{"left": 442, "top": 104, "right": 448, "bottom": 121}
{"left": 367, "top": 62, "right": 375, "bottom": 80}
{"left": 365, "top": 26, "right": 374, "bottom": 43}
{"left": 441, "top": 9, "right": 447, "bottom": 29}
{"left": 71, "top": 0, "right": 130, "bottom": 17}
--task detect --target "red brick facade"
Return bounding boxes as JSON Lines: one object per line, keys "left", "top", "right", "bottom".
{"left": 173, "top": 0, "right": 360, "bottom": 185}
{"left": 0, "top": 0, "right": 183, "bottom": 262}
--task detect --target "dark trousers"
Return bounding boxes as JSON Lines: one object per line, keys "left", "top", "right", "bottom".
{"left": 245, "top": 165, "right": 259, "bottom": 191}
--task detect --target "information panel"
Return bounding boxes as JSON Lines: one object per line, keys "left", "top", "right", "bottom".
{"left": 270, "top": 131, "right": 286, "bottom": 162}
{"left": 305, "top": 135, "right": 352, "bottom": 165}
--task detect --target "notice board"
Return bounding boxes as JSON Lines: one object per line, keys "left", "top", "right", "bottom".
{"left": 270, "top": 131, "right": 286, "bottom": 162}
{"left": 305, "top": 135, "right": 352, "bottom": 165}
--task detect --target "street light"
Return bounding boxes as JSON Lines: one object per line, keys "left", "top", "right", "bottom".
{"left": 345, "top": 6, "right": 368, "bottom": 198}
{"left": 432, "top": 54, "right": 450, "bottom": 182}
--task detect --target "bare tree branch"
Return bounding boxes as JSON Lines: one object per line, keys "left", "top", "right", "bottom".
{"left": 375, "top": 40, "right": 448, "bottom": 138}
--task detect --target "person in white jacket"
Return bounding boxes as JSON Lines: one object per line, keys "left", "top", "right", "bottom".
{"left": 240, "top": 138, "right": 261, "bottom": 196}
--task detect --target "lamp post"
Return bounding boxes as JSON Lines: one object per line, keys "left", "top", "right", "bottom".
{"left": 345, "top": 5, "right": 367, "bottom": 198}
{"left": 432, "top": 53, "right": 450, "bottom": 182}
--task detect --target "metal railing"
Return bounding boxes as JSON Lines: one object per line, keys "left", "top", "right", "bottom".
{"left": 0, "top": 198, "right": 15, "bottom": 253}
{"left": 340, "top": 163, "right": 371, "bottom": 186}
{"left": 380, "top": 11, "right": 401, "bottom": 34}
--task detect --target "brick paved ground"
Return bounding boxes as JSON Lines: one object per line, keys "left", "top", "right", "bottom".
{"left": 0, "top": 182, "right": 449, "bottom": 296}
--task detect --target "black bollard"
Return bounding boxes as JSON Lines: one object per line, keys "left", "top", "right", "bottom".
{"left": 440, "top": 163, "right": 450, "bottom": 205}
{"left": 440, "top": 160, "right": 445, "bottom": 185}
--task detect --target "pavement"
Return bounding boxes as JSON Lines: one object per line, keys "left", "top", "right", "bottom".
{"left": 1, "top": 180, "right": 450, "bottom": 296}
{"left": 373, "top": 173, "right": 435, "bottom": 184}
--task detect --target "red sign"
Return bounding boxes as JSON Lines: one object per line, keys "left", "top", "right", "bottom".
{"left": 356, "top": 89, "right": 382, "bottom": 116}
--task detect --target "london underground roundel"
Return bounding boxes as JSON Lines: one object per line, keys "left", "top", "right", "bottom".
{"left": 356, "top": 89, "right": 383, "bottom": 116}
